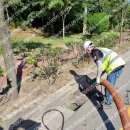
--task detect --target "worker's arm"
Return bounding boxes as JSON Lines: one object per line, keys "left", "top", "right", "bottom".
{"left": 96, "top": 60, "right": 103, "bottom": 84}
{"left": 91, "top": 49, "right": 103, "bottom": 84}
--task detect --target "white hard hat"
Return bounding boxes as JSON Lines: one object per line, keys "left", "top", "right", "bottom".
{"left": 83, "top": 40, "right": 92, "bottom": 50}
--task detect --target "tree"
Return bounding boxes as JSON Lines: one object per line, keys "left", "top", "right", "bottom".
{"left": 0, "top": 0, "right": 18, "bottom": 100}
{"left": 124, "top": 4, "right": 130, "bottom": 29}
{"left": 74, "top": 0, "right": 103, "bottom": 35}
{"left": 82, "top": 0, "right": 99, "bottom": 35}
{"left": 48, "top": 0, "right": 74, "bottom": 38}
{"left": 99, "top": 0, "right": 128, "bottom": 44}
{"left": 118, "top": 1, "right": 128, "bottom": 44}
{"left": 87, "top": 12, "right": 110, "bottom": 36}
{"left": 4, "top": 0, "right": 23, "bottom": 27}
{"left": 82, "top": 2, "right": 88, "bottom": 35}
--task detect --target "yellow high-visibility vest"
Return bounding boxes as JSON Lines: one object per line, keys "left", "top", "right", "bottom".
{"left": 95, "top": 47, "right": 126, "bottom": 74}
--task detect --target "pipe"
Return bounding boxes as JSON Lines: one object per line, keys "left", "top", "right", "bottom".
{"left": 100, "top": 79, "right": 130, "bottom": 130}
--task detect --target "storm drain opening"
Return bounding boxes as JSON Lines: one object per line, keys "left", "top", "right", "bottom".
{"left": 67, "top": 102, "right": 86, "bottom": 111}
{"left": 64, "top": 91, "right": 87, "bottom": 111}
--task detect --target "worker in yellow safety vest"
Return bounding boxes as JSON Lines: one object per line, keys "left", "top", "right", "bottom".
{"left": 83, "top": 40, "right": 126, "bottom": 105}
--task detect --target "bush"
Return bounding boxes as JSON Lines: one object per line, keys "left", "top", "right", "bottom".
{"left": 12, "top": 40, "right": 45, "bottom": 53}
{"left": 0, "top": 44, "right": 3, "bottom": 54}
{"left": 87, "top": 12, "right": 110, "bottom": 35}
{"left": 65, "top": 41, "right": 75, "bottom": 50}
{"left": 92, "top": 31, "right": 119, "bottom": 47}
{"left": 0, "top": 67, "right": 4, "bottom": 77}
{"left": 47, "top": 47, "right": 62, "bottom": 57}
{"left": 65, "top": 38, "right": 83, "bottom": 50}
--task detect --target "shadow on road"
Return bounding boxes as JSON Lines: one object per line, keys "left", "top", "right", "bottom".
{"left": 70, "top": 70, "right": 115, "bottom": 130}
{"left": 0, "top": 126, "right": 3, "bottom": 130}
{"left": 9, "top": 118, "right": 41, "bottom": 130}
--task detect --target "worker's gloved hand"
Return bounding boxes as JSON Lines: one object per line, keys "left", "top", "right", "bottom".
{"left": 96, "top": 77, "right": 100, "bottom": 84}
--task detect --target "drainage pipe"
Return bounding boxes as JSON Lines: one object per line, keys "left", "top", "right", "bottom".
{"left": 100, "top": 79, "right": 130, "bottom": 130}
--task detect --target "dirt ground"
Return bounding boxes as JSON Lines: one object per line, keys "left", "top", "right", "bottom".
{"left": 0, "top": 57, "right": 91, "bottom": 115}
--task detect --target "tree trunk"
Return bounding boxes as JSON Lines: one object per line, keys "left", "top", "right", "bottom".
{"left": 5, "top": 6, "right": 9, "bottom": 22}
{"left": 83, "top": 6, "right": 87, "bottom": 35}
{"left": 62, "top": 16, "right": 65, "bottom": 39}
{"left": 119, "top": 4, "right": 128, "bottom": 44}
{"left": 111, "top": 23, "right": 113, "bottom": 30}
{"left": 49, "top": 17, "right": 54, "bottom": 35}
{"left": 83, "top": 18, "right": 87, "bottom": 35}
{"left": 0, "top": 1, "right": 18, "bottom": 100}
{"left": 119, "top": 8, "right": 124, "bottom": 44}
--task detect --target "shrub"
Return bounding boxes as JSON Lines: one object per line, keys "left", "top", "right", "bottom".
{"left": 12, "top": 40, "right": 45, "bottom": 53}
{"left": 92, "top": 31, "right": 119, "bottom": 47}
{"left": 87, "top": 12, "right": 110, "bottom": 35}
{"left": 0, "top": 44, "right": 3, "bottom": 54}
{"left": 0, "top": 67, "right": 4, "bottom": 77}
{"left": 47, "top": 47, "right": 62, "bottom": 58}
{"left": 65, "top": 39, "right": 83, "bottom": 51}
{"left": 26, "top": 51, "right": 38, "bottom": 67}
{"left": 65, "top": 41, "right": 75, "bottom": 50}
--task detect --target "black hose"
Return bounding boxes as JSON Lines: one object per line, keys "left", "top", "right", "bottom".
{"left": 42, "top": 109, "right": 65, "bottom": 130}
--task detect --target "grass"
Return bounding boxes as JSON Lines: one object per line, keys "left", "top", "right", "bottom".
{"left": 9, "top": 31, "right": 121, "bottom": 55}
{"left": 0, "top": 28, "right": 126, "bottom": 55}
{"left": 11, "top": 33, "right": 83, "bottom": 47}
{"left": 0, "top": 33, "right": 84, "bottom": 54}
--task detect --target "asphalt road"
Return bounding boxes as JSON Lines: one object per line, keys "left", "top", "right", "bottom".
{"left": 116, "top": 59, "right": 130, "bottom": 105}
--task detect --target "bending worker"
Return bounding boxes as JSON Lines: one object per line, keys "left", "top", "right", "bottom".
{"left": 83, "top": 41, "right": 125, "bottom": 105}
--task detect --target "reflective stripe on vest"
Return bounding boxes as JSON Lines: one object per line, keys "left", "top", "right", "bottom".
{"left": 95, "top": 47, "right": 125, "bottom": 74}
{"left": 98, "top": 48, "right": 113, "bottom": 63}
{"left": 108, "top": 55, "right": 120, "bottom": 66}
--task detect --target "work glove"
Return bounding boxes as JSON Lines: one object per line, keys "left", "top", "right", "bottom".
{"left": 96, "top": 77, "right": 100, "bottom": 84}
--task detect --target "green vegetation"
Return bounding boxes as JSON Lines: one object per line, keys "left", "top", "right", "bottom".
{"left": 4, "top": 0, "right": 130, "bottom": 37}
{"left": 87, "top": 13, "right": 110, "bottom": 35}
{"left": 0, "top": 67, "right": 4, "bottom": 77}
{"left": 0, "top": 0, "right": 129, "bottom": 84}
{"left": 92, "top": 31, "right": 120, "bottom": 47}
{"left": 12, "top": 40, "right": 44, "bottom": 53}
{"left": 11, "top": 33, "right": 83, "bottom": 47}
{"left": 11, "top": 30, "right": 119, "bottom": 50}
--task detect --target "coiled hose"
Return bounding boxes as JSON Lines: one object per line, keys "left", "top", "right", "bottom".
{"left": 42, "top": 109, "right": 64, "bottom": 130}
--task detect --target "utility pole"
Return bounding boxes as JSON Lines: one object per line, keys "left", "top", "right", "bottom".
{"left": 0, "top": 0, "right": 18, "bottom": 100}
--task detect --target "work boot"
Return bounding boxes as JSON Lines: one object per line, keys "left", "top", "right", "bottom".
{"left": 103, "top": 103, "right": 112, "bottom": 110}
